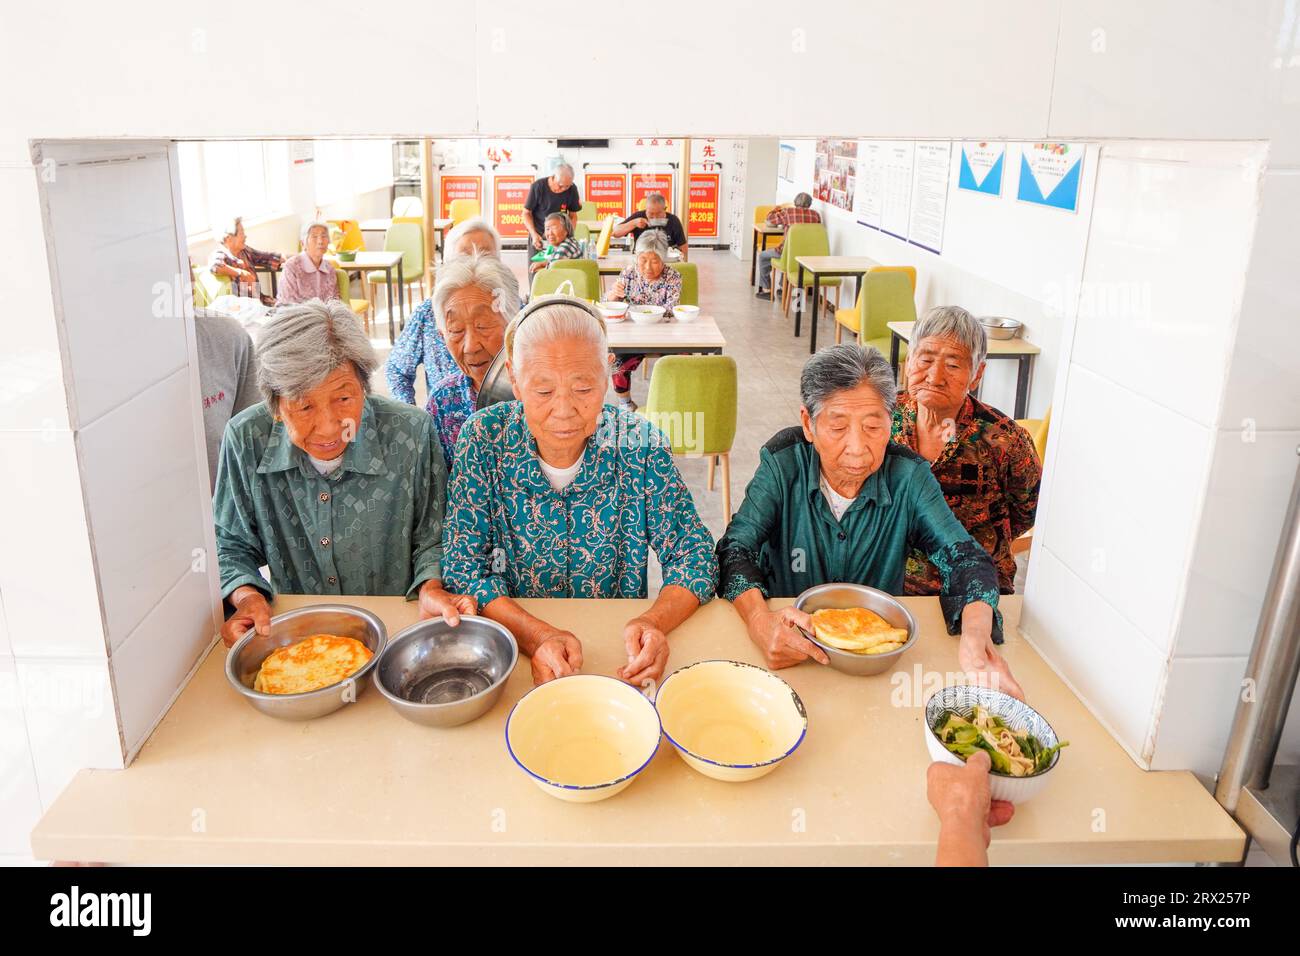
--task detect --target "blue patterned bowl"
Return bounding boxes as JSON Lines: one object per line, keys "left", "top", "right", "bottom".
{"left": 923, "top": 685, "right": 1062, "bottom": 804}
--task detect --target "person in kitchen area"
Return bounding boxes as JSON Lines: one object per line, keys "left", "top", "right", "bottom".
{"left": 441, "top": 298, "right": 717, "bottom": 688}
{"left": 527, "top": 212, "right": 584, "bottom": 275}
{"left": 607, "top": 231, "right": 682, "bottom": 412}
{"left": 194, "top": 307, "right": 260, "bottom": 493}
{"left": 424, "top": 251, "right": 522, "bottom": 470}
{"left": 213, "top": 299, "right": 476, "bottom": 647}
{"left": 755, "top": 192, "right": 821, "bottom": 299}
{"left": 275, "top": 221, "right": 341, "bottom": 306}
{"left": 891, "top": 306, "right": 1041, "bottom": 597}
{"left": 715, "top": 344, "right": 1023, "bottom": 699}
{"left": 521, "top": 163, "right": 582, "bottom": 269}
{"left": 206, "top": 215, "right": 283, "bottom": 306}
{"left": 927, "top": 750, "right": 1015, "bottom": 866}
{"left": 611, "top": 191, "right": 688, "bottom": 261}
{"left": 385, "top": 218, "right": 516, "bottom": 406}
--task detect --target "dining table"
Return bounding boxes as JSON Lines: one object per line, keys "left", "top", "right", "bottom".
{"left": 327, "top": 250, "right": 405, "bottom": 343}
{"left": 29, "top": 594, "right": 1243, "bottom": 866}
{"left": 750, "top": 222, "right": 784, "bottom": 286}
{"left": 792, "top": 255, "right": 880, "bottom": 355}
{"left": 604, "top": 312, "right": 725, "bottom": 358}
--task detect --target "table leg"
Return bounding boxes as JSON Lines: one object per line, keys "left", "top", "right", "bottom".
{"left": 398, "top": 260, "right": 406, "bottom": 329}
{"left": 889, "top": 331, "right": 900, "bottom": 373}
{"left": 794, "top": 263, "right": 805, "bottom": 337}
{"left": 269, "top": 269, "right": 277, "bottom": 298}
{"left": 749, "top": 227, "right": 758, "bottom": 286}
{"left": 385, "top": 268, "right": 395, "bottom": 344}
{"left": 809, "top": 275, "right": 822, "bottom": 354}
{"left": 1015, "top": 356, "right": 1032, "bottom": 419}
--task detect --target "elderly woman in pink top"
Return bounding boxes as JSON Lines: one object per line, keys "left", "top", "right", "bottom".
{"left": 276, "top": 221, "right": 342, "bottom": 306}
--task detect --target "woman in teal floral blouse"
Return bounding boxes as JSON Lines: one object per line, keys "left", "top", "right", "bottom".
{"left": 442, "top": 298, "right": 718, "bottom": 687}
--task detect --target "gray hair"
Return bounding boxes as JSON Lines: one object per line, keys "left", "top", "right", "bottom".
{"left": 256, "top": 300, "right": 377, "bottom": 413}
{"left": 553, "top": 162, "right": 575, "bottom": 180}
{"left": 431, "top": 251, "right": 522, "bottom": 332}
{"left": 219, "top": 216, "right": 244, "bottom": 240}
{"left": 444, "top": 217, "right": 501, "bottom": 258}
{"left": 644, "top": 191, "right": 667, "bottom": 208}
{"left": 634, "top": 230, "right": 670, "bottom": 259}
{"left": 506, "top": 300, "right": 608, "bottom": 371}
{"left": 544, "top": 211, "right": 573, "bottom": 238}
{"left": 300, "top": 220, "right": 329, "bottom": 244}
{"left": 793, "top": 192, "right": 813, "bottom": 209}
{"left": 800, "top": 345, "right": 898, "bottom": 423}
{"left": 912, "top": 305, "right": 987, "bottom": 376}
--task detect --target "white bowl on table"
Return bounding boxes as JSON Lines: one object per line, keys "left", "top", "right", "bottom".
{"left": 672, "top": 304, "right": 700, "bottom": 322}
{"left": 597, "top": 300, "right": 628, "bottom": 322}
{"left": 628, "top": 304, "right": 666, "bottom": 325}
{"left": 923, "top": 684, "right": 1064, "bottom": 804}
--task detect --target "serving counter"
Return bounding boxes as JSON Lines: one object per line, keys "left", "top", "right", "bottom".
{"left": 31, "top": 595, "right": 1244, "bottom": 865}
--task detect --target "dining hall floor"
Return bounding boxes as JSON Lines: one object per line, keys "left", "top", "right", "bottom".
{"left": 365, "top": 247, "right": 1029, "bottom": 595}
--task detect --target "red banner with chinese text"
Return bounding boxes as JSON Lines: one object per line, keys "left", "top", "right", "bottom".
{"left": 631, "top": 171, "right": 674, "bottom": 212}
{"left": 493, "top": 175, "right": 533, "bottom": 239}
{"left": 439, "top": 175, "right": 482, "bottom": 218}
{"left": 584, "top": 172, "right": 627, "bottom": 220}
{"left": 686, "top": 173, "right": 720, "bottom": 238}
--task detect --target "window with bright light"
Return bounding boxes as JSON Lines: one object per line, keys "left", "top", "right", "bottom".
{"left": 177, "top": 140, "right": 291, "bottom": 237}
{"left": 313, "top": 139, "right": 393, "bottom": 208}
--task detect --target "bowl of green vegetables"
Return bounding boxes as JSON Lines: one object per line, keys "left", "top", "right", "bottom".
{"left": 924, "top": 685, "right": 1067, "bottom": 804}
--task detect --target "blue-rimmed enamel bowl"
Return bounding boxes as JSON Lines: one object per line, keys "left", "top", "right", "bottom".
{"left": 505, "top": 674, "right": 661, "bottom": 803}
{"left": 656, "top": 660, "right": 807, "bottom": 782}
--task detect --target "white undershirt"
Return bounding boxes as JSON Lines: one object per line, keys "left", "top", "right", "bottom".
{"left": 820, "top": 475, "right": 856, "bottom": 521}
{"left": 309, "top": 454, "right": 344, "bottom": 475}
{"left": 538, "top": 455, "right": 583, "bottom": 491}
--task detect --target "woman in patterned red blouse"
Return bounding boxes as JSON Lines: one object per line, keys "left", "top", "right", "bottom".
{"left": 890, "top": 306, "right": 1042, "bottom": 596}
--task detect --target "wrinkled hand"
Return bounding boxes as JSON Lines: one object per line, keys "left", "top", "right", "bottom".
{"left": 927, "top": 749, "right": 1016, "bottom": 849}
{"left": 532, "top": 631, "right": 583, "bottom": 685}
{"left": 221, "top": 589, "right": 270, "bottom": 647}
{"left": 611, "top": 279, "right": 627, "bottom": 300}
{"left": 959, "top": 631, "right": 1024, "bottom": 700}
{"left": 745, "top": 606, "right": 829, "bottom": 669}
{"left": 618, "top": 617, "right": 669, "bottom": 689}
{"left": 633, "top": 217, "right": 649, "bottom": 229}
{"left": 531, "top": 233, "right": 544, "bottom": 250}
{"left": 418, "top": 582, "right": 477, "bottom": 626}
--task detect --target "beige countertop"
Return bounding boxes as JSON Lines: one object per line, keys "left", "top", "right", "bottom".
{"left": 31, "top": 596, "right": 1243, "bottom": 865}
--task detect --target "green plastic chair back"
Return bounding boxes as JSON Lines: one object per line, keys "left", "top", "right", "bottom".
{"left": 548, "top": 258, "right": 599, "bottom": 298}
{"left": 194, "top": 265, "right": 229, "bottom": 306}
{"left": 532, "top": 268, "right": 592, "bottom": 300}
{"left": 858, "top": 269, "right": 917, "bottom": 343}
{"left": 780, "top": 222, "right": 841, "bottom": 286}
{"left": 367, "top": 221, "right": 423, "bottom": 284}
{"left": 643, "top": 356, "right": 738, "bottom": 456}
{"left": 574, "top": 222, "right": 591, "bottom": 243}
{"left": 667, "top": 262, "right": 698, "bottom": 306}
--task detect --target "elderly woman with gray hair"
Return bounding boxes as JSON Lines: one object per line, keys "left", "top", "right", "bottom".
{"left": 276, "top": 221, "right": 341, "bottom": 306}
{"left": 424, "top": 250, "right": 522, "bottom": 469}
{"left": 213, "top": 299, "right": 476, "bottom": 647}
{"left": 442, "top": 298, "right": 717, "bottom": 687}
{"left": 385, "top": 218, "right": 511, "bottom": 406}
{"left": 716, "top": 343, "right": 1023, "bottom": 698}
{"left": 607, "top": 231, "right": 682, "bottom": 410}
{"left": 892, "top": 305, "right": 1041, "bottom": 597}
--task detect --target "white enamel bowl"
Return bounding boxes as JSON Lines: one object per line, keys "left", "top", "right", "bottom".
{"left": 628, "top": 304, "right": 666, "bottom": 324}
{"left": 655, "top": 660, "right": 807, "bottom": 783}
{"left": 672, "top": 304, "right": 700, "bottom": 322}
{"left": 597, "top": 300, "right": 628, "bottom": 321}
{"left": 505, "top": 674, "right": 661, "bottom": 803}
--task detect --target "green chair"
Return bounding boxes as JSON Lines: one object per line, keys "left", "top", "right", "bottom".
{"left": 548, "top": 258, "right": 600, "bottom": 299}
{"left": 532, "top": 268, "right": 592, "bottom": 300}
{"left": 642, "top": 355, "right": 739, "bottom": 519}
{"left": 838, "top": 269, "right": 917, "bottom": 358}
{"left": 193, "top": 264, "right": 229, "bottom": 307}
{"left": 366, "top": 222, "right": 425, "bottom": 314}
{"left": 577, "top": 206, "right": 603, "bottom": 225}
{"left": 668, "top": 262, "right": 698, "bottom": 306}
{"left": 336, "top": 267, "right": 372, "bottom": 334}
{"left": 574, "top": 222, "right": 591, "bottom": 244}
{"left": 773, "top": 223, "right": 841, "bottom": 316}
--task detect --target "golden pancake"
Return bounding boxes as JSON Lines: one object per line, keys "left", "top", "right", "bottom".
{"left": 253, "top": 634, "right": 373, "bottom": 695}
{"left": 810, "top": 607, "right": 908, "bottom": 655}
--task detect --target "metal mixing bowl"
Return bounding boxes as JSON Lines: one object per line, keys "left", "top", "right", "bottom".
{"left": 793, "top": 583, "right": 918, "bottom": 676}
{"left": 979, "top": 316, "right": 1023, "bottom": 340}
{"left": 225, "top": 603, "right": 387, "bottom": 720}
{"left": 373, "top": 615, "right": 518, "bottom": 727}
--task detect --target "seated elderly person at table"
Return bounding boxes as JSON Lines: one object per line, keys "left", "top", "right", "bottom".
{"left": 385, "top": 218, "right": 516, "bottom": 405}
{"left": 892, "top": 306, "right": 1040, "bottom": 596}
{"left": 612, "top": 191, "right": 688, "bottom": 261}
{"left": 756, "top": 192, "right": 821, "bottom": 298}
{"left": 607, "top": 231, "right": 682, "bottom": 411}
{"left": 424, "top": 251, "right": 522, "bottom": 469}
{"left": 442, "top": 299, "right": 717, "bottom": 687}
{"left": 528, "top": 212, "right": 584, "bottom": 274}
{"left": 716, "top": 344, "right": 1022, "bottom": 698}
{"left": 276, "top": 221, "right": 341, "bottom": 306}
{"left": 207, "top": 216, "right": 283, "bottom": 305}
{"left": 214, "top": 300, "right": 475, "bottom": 647}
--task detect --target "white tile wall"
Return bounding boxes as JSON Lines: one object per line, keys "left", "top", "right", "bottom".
{"left": 14, "top": 656, "right": 122, "bottom": 806}
{"left": 1150, "top": 656, "right": 1250, "bottom": 773}
{"left": 0, "top": 429, "right": 105, "bottom": 658}
{"left": 78, "top": 368, "right": 210, "bottom": 651}
{"left": 1038, "top": 365, "right": 1211, "bottom": 654}
{"left": 0, "top": 655, "right": 45, "bottom": 857}
{"left": 1021, "top": 548, "right": 1169, "bottom": 765}
{"left": 110, "top": 570, "right": 216, "bottom": 758}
